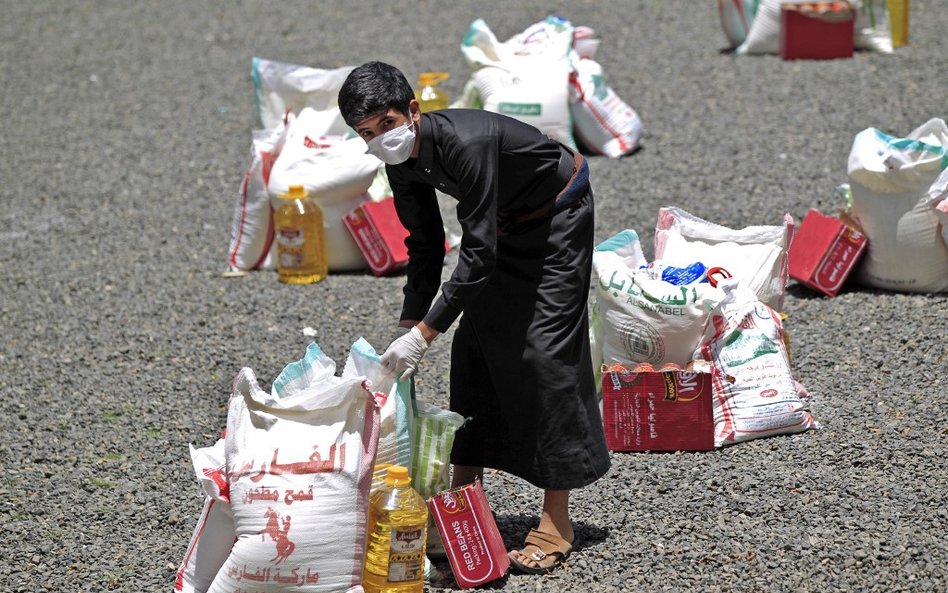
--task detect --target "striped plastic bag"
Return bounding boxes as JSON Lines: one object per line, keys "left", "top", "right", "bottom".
{"left": 410, "top": 397, "right": 465, "bottom": 499}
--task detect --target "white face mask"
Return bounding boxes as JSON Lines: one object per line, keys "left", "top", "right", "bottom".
{"left": 365, "top": 116, "right": 416, "bottom": 165}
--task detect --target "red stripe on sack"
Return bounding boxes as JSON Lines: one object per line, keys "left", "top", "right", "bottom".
{"left": 251, "top": 204, "right": 275, "bottom": 270}
{"left": 571, "top": 71, "right": 630, "bottom": 153}
{"left": 174, "top": 498, "right": 217, "bottom": 591}
{"left": 228, "top": 170, "right": 253, "bottom": 268}
{"left": 704, "top": 315, "right": 735, "bottom": 444}
{"left": 350, "top": 393, "right": 381, "bottom": 588}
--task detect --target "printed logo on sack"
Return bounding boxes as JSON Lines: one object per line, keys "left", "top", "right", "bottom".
{"left": 303, "top": 135, "right": 333, "bottom": 150}
{"left": 662, "top": 371, "right": 703, "bottom": 402}
{"left": 621, "top": 321, "right": 665, "bottom": 365}
{"left": 498, "top": 103, "right": 542, "bottom": 116}
{"left": 437, "top": 491, "right": 468, "bottom": 515}
{"left": 258, "top": 507, "right": 296, "bottom": 564}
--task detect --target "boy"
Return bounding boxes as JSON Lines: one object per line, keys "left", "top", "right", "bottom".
{"left": 338, "top": 61, "right": 609, "bottom": 574}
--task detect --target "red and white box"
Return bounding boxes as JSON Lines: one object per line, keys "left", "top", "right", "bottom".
{"left": 601, "top": 362, "right": 715, "bottom": 452}
{"left": 779, "top": 2, "right": 855, "bottom": 60}
{"left": 427, "top": 480, "right": 509, "bottom": 588}
{"left": 788, "top": 208, "right": 868, "bottom": 296}
{"left": 343, "top": 196, "right": 410, "bottom": 276}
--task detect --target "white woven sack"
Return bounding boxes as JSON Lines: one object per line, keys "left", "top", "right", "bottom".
{"left": 457, "top": 17, "right": 576, "bottom": 150}
{"left": 175, "top": 439, "right": 235, "bottom": 593}
{"left": 252, "top": 57, "right": 354, "bottom": 131}
{"left": 593, "top": 230, "right": 726, "bottom": 368}
{"left": 341, "top": 338, "right": 414, "bottom": 491}
{"left": 268, "top": 108, "right": 384, "bottom": 271}
{"left": 654, "top": 207, "right": 793, "bottom": 310}
{"left": 568, "top": 57, "right": 645, "bottom": 158}
{"left": 208, "top": 343, "right": 380, "bottom": 593}
{"left": 847, "top": 118, "right": 948, "bottom": 292}
{"left": 718, "top": 0, "right": 760, "bottom": 48}
{"left": 700, "top": 282, "right": 817, "bottom": 447}
{"left": 226, "top": 118, "right": 292, "bottom": 272}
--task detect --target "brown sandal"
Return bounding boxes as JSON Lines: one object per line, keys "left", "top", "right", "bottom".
{"left": 508, "top": 529, "right": 574, "bottom": 575}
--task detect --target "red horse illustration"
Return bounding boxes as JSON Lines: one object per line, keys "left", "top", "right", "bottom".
{"left": 257, "top": 507, "right": 296, "bottom": 564}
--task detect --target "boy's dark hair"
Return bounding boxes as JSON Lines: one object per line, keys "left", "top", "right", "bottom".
{"left": 338, "top": 61, "right": 414, "bottom": 128}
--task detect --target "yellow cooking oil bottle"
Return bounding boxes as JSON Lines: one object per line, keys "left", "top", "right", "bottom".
{"left": 362, "top": 465, "right": 428, "bottom": 593}
{"left": 415, "top": 72, "right": 450, "bottom": 112}
{"left": 273, "top": 184, "right": 327, "bottom": 284}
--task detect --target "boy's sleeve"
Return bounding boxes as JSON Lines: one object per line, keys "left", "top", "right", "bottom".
{"left": 421, "top": 135, "right": 499, "bottom": 332}
{"left": 388, "top": 167, "right": 446, "bottom": 324}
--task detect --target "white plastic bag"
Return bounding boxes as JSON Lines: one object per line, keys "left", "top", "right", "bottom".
{"left": 252, "top": 57, "right": 355, "bottom": 131}
{"left": 457, "top": 17, "right": 576, "bottom": 150}
{"left": 847, "top": 118, "right": 948, "bottom": 292}
{"left": 226, "top": 119, "right": 292, "bottom": 272}
{"left": 341, "top": 338, "right": 414, "bottom": 490}
{"left": 568, "top": 57, "right": 645, "bottom": 158}
{"left": 700, "top": 282, "right": 817, "bottom": 446}
{"left": 654, "top": 207, "right": 793, "bottom": 310}
{"left": 268, "top": 108, "right": 385, "bottom": 271}
{"left": 208, "top": 343, "right": 380, "bottom": 593}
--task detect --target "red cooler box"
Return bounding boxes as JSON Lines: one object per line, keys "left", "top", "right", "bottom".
{"left": 788, "top": 208, "right": 867, "bottom": 296}
{"left": 780, "top": 2, "right": 855, "bottom": 60}
{"left": 602, "top": 363, "right": 715, "bottom": 452}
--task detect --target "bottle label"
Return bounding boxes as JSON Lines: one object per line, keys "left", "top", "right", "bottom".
{"left": 276, "top": 227, "right": 304, "bottom": 268}
{"left": 387, "top": 525, "right": 424, "bottom": 582}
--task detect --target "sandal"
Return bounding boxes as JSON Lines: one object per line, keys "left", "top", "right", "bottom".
{"left": 507, "top": 529, "right": 574, "bottom": 575}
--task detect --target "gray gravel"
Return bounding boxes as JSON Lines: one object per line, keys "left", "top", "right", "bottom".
{"left": 2, "top": 1, "right": 946, "bottom": 592}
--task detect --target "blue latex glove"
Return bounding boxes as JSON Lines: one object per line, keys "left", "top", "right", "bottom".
{"left": 380, "top": 326, "right": 429, "bottom": 381}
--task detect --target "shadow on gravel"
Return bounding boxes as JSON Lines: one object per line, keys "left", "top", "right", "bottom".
{"left": 495, "top": 513, "right": 610, "bottom": 554}
{"left": 785, "top": 281, "right": 893, "bottom": 300}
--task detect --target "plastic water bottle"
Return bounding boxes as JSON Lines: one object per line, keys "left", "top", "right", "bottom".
{"left": 273, "top": 184, "right": 327, "bottom": 284}
{"left": 415, "top": 72, "right": 450, "bottom": 112}
{"left": 362, "top": 466, "right": 428, "bottom": 593}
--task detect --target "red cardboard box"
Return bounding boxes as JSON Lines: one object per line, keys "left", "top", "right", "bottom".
{"left": 602, "top": 363, "right": 714, "bottom": 452}
{"left": 343, "top": 196, "right": 451, "bottom": 277}
{"left": 788, "top": 209, "right": 867, "bottom": 296}
{"left": 343, "top": 196, "right": 410, "bottom": 276}
{"left": 427, "top": 480, "right": 509, "bottom": 588}
{"left": 780, "top": 2, "right": 855, "bottom": 60}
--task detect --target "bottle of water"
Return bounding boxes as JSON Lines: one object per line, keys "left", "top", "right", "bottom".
{"left": 415, "top": 73, "right": 450, "bottom": 112}
{"left": 273, "top": 184, "right": 327, "bottom": 284}
{"left": 362, "top": 466, "right": 428, "bottom": 593}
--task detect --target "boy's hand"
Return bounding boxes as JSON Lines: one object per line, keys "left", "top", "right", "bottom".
{"left": 381, "top": 326, "right": 429, "bottom": 381}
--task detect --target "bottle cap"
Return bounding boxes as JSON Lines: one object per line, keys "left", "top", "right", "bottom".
{"left": 278, "top": 184, "right": 307, "bottom": 200}
{"left": 418, "top": 72, "right": 449, "bottom": 86}
{"left": 387, "top": 465, "right": 409, "bottom": 479}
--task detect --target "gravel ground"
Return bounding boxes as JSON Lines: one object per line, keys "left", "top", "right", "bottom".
{"left": 1, "top": 1, "right": 946, "bottom": 592}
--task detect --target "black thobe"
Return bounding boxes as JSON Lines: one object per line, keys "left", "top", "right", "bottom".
{"left": 386, "top": 109, "right": 610, "bottom": 490}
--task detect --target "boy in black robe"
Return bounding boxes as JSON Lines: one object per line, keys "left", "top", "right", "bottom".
{"left": 338, "top": 61, "right": 610, "bottom": 574}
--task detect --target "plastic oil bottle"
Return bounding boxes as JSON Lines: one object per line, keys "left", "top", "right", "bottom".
{"left": 273, "top": 184, "right": 327, "bottom": 284}
{"left": 362, "top": 465, "right": 428, "bottom": 593}
{"left": 415, "top": 72, "right": 450, "bottom": 112}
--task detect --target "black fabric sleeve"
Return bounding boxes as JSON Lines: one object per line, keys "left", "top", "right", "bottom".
{"left": 388, "top": 171, "right": 446, "bottom": 325}
{"left": 421, "top": 136, "right": 499, "bottom": 332}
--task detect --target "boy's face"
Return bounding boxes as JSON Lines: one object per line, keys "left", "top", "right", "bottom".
{"left": 353, "top": 101, "right": 419, "bottom": 143}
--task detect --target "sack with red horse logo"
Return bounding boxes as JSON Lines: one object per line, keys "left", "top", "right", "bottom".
{"left": 207, "top": 342, "right": 380, "bottom": 593}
